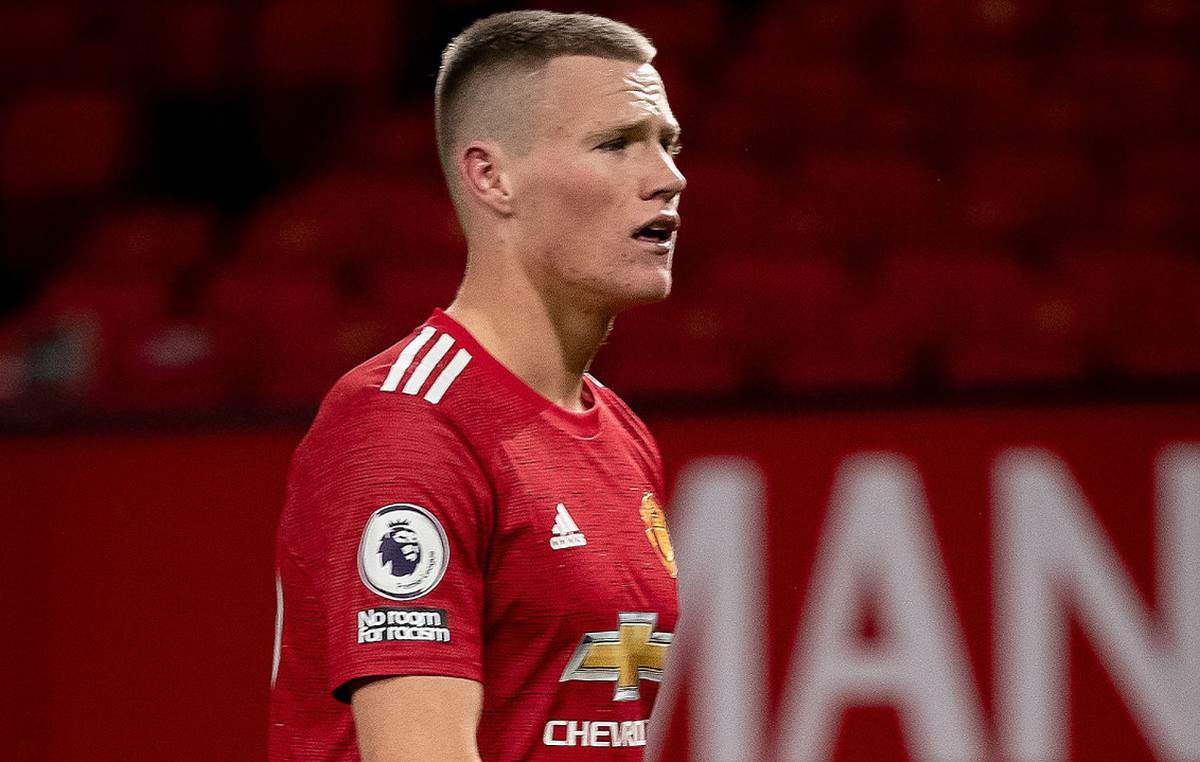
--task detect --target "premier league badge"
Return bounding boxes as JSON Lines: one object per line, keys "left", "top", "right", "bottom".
{"left": 358, "top": 503, "right": 450, "bottom": 600}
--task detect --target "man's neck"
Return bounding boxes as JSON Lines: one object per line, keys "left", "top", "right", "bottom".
{"left": 445, "top": 260, "right": 611, "bottom": 413}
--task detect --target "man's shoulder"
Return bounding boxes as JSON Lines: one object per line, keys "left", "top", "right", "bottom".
{"left": 296, "top": 326, "right": 484, "bottom": 461}
{"left": 285, "top": 327, "right": 496, "bottom": 512}
{"left": 319, "top": 322, "right": 486, "bottom": 427}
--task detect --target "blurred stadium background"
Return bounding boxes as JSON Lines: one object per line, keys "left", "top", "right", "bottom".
{"left": 1, "top": 0, "right": 1197, "bottom": 416}
{"left": 1, "top": 0, "right": 1198, "bottom": 759}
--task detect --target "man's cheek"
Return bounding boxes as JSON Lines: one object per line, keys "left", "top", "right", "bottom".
{"left": 553, "top": 163, "right": 616, "bottom": 214}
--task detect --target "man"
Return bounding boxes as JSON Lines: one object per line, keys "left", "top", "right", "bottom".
{"left": 269, "top": 10, "right": 685, "bottom": 761}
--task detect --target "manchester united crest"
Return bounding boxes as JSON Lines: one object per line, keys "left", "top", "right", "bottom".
{"left": 639, "top": 492, "right": 677, "bottom": 578}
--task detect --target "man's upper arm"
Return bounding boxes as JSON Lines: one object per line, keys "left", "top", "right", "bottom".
{"left": 352, "top": 675, "right": 483, "bottom": 762}
{"left": 287, "top": 389, "right": 493, "bottom": 701}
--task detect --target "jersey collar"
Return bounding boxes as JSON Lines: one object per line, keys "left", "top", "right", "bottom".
{"left": 428, "top": 308, "right": 603, "bottom": 439}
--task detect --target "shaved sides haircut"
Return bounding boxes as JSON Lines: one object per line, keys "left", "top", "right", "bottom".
{"left": 435, "top": 10, "right": 656, "bottom": 216}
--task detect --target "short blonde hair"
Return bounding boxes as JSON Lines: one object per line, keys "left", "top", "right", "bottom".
{"left": 434, "top": 11, "right": 655, "bottom": 211}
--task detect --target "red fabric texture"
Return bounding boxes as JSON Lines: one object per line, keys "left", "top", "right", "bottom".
{"left": 271, "top": 309, "right": 677, "bottom": 760}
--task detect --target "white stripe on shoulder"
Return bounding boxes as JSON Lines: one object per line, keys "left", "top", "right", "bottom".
{"left": 381, "top": 325, "right": 436, "bottom": 393}
{"left": 424, "top": 348, "right": 472, "bottom": 404}
{"left": 402, "top": 332, "right": 456, "bottom": 396}
{"left": 585, "top": 372, "right": 605, "bottom": 388}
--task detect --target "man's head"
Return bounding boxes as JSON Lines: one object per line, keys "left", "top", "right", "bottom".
{"left": 435, "top": 11, "right": 686, "bottom": 311}
{"left": 380, "top": 522, "right": 421, "bottom": 577}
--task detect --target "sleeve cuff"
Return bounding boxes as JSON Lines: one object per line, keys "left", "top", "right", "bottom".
{"left": 330, "top": 655, "right": 483, "bottom": 703}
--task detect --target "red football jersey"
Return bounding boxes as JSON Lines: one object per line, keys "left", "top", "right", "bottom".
{"left": 270, "top": 308, "right": 678, "bottom": 760}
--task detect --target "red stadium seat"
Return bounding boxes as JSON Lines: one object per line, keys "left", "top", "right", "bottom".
{"left": 1057, "top": 245, "right": 1200, "bottom": 378}
{"left": 755, "top": 0, "right": 881, "bottom": 59}
{"left": 104, "top": 317, "right": 227, "bottom": 413}
{"left": 23, "top": 273, "right": 173, "bottom": 404}
{"left": 253, "top": 0, "right": 398, "bottom": 92}
{"left": 32, "top": 272, "right": 171, "bottom": 333}
{"left": 0, "top": 314, "right": 41, "bottom": 404}
{"left": 873, "top": 245, "right": 1088, "bottom": 386}
{"left": 591, "top": 293, "right": 747, "bottom": 398}
{"left": 941, "top": 254, "right": 1087, "bottom": 386}
{"left": 0, "top": 4, "right": 144, "bottom": 90}
{"left": 692, "top": 97, "right": 773, "bottom": 161}
{"left": 774, "top": 304, "right": 914, "bottom": 392}
{"left": 959, "top": 149, "right": 1094, "bottom": 235}
{"left": 719, "top": 58, "right": 869, "bottom": 140}
{"left": 963, "top": 0, "right": 1048, "bottom": 43}
{"left": 1028, "top": 86, "right": 1093, "bottom": 143}
{"left": 0, "top": 91, "right": 131, "bottom": 199}
{"left": 205, "top": 262, "right": 438, "bottom": 407}
{"left": 875, "top": 249, "right": 952, "bottom": 341}
{"left": 1114, "top": 186, "right": 1192, "bottom": 242}
{"left": 0, "top": 4, "right": 80, "bottom": 88}
{"left": 800, "top": 153, "right": 937, "bottom": 240}
{"left": 150, "top": 2, "right": 238, "bottom": 91}
{"left": 901, "top": 0, "right": 965, "bottom": 46}
{"left": 369, "top": 262, "right": 465, "bottom": 334}
{"left": 775, "top": 193, "right": 856, "bottom": 251}
{"left": 857, "top": 95, "right": 933, "bottom": 149}
{"left": 238, "top": 174, "right": 463, "bottom": 271}
{"left": 687, "top": 255, "right": 912, "bottom": 392}
{"left": 236, "top": 200, "right": 340, "bottom": 272}
{"left": 205, "top": 266, "right": 344, "bottom": 406}
{"left": 1066, "top": 50, "right": 1191, "bottom": 137}
{"left": 959, "top": 57, "right": 1035, "bottom": 141}
{"left": 619, "top": 2, "right": 721, "bottom": 63}
{"left": 332, "top": 108, "right": 442, "bottom": 176}
{"left": 700, "top": 255, "right": 852, "bottom": 345}
{"left": 743, "top": 255, "right": 910, "bottom": 391}
{"left": 1124, "top": 143, "right": 1200, "bottom": 189}
{"left": 942, "top": 298, "right": 1088, "bottom": 386}
{"left": 1132, "top": 0, "right": 1196, "bottom": 33}
{"left": 675, "top": 160, "right": 782, "bottom": 253}
{"left": 74, "top": 205, "right": 217, "bottom": 275}
{"left": 945, "top": 253, "right": 1031, "bottom": 339}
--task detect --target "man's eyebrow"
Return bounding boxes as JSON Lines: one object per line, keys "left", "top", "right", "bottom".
{"left": 584, "top": 118, "right": 682, "bottom": 143}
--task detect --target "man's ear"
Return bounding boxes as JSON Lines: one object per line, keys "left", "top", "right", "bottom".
{"left": 457, "top": 140, "right": 515, "bottom": 216}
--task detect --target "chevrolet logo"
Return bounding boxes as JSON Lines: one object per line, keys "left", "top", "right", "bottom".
{"left": 559, "top": 612, "right": 673, "bottom": 701}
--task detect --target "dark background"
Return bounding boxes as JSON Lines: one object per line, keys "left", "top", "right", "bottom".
{"left": 1, "top": 0, "right": 1197, "bottom": 425}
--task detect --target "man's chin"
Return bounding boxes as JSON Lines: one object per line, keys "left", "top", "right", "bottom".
{"left": 606, "top": 276, "right": 672, "bottom": 314}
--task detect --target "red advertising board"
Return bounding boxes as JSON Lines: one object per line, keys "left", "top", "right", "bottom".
{"left": 649, "top": 403, "right": 1200, "bottom": 761}
{"left": 2, "top": 401, "right": 1198, "bottom": 759}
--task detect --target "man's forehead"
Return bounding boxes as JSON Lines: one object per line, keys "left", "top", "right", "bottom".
{"left": 619, "top": 64, "right": 668, "bottom": 118}
{"left": 542, "top": 55, "right": 659, "bottom": 87}
{"left": 540, "top": 55, "right": 675, "bottom": 127}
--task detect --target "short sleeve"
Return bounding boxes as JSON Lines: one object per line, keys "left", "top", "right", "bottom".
{"left": 284, "top": 387, "right": 493, "bottom": 702}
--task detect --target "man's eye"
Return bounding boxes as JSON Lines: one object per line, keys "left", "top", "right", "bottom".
{"left": 599, "top": 137, "right": 628, "bottom": 151}
{"left": 664, "top": 141, "right": 683, "bottom": 157}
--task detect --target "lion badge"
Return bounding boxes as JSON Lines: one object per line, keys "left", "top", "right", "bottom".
{"left": 358, "top": 503, "right": 449, "bottom": 600}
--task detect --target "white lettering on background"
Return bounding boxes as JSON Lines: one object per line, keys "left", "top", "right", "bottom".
{"left": 994, "top": 447, "right": 1200, "bottom": 760}
{"left": 645, "top": 458, "right": 766, "bottom": 762}
{"left": 777, "top": 453, "right": 986, "bottom": 761}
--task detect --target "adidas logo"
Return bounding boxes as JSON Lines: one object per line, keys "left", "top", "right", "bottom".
{"left": 549, "top": 503, "right": 587, "bottom": 550}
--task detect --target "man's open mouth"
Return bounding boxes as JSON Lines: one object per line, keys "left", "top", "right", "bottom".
{"left": 633, "top": 226, "right": 672, "bottom": 243}
{"left": 631, "top": 212, "right": 680, "bottom": 243}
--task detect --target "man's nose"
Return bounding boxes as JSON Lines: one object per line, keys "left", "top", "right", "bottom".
{"left": 642, "top": 153, "right": 686, "bottom": 200}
